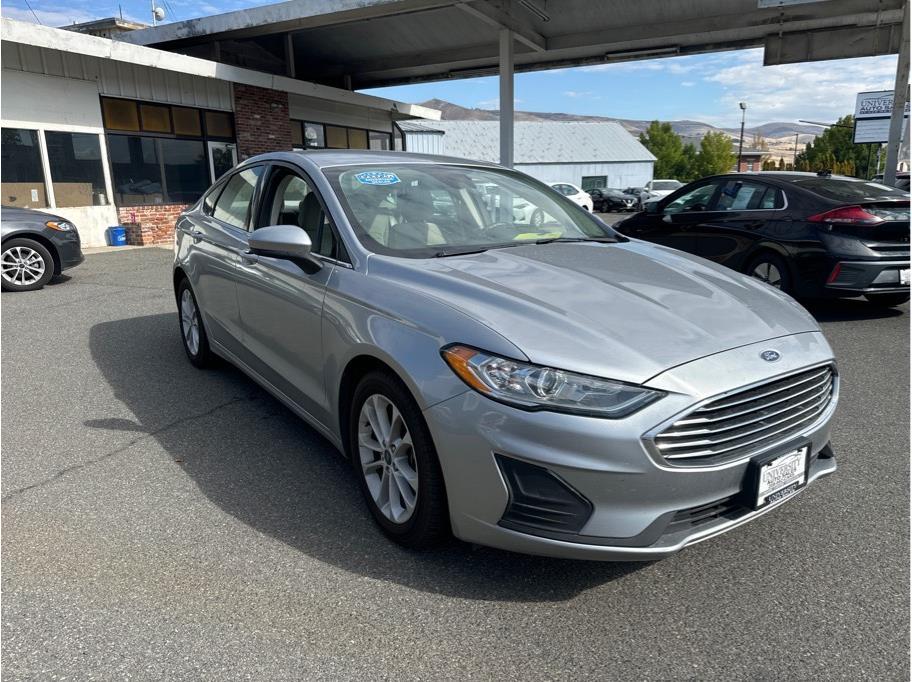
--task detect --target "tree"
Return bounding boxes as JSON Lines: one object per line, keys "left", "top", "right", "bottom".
{"left": 676, "top": 143, "right": 699, "bottom": 181}
{"left": 639, "top": 121, "right": 684, "bottom": 178}
{"left": 793, "top": 114, "right": 879, "bottom": 178}
{"left": 696, "top": 131, "right": 735, "bottom": 177}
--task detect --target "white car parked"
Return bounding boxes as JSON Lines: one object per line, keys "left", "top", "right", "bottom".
{"left": 550, "top": 182, "right": 594, "bottom": 212}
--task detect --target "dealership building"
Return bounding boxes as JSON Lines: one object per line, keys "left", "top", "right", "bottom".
{"left": 400, "top": 120, "right": 655, "bottom": 190}
{"left": 0, "top": 18, "right": 437, "bottom": 247}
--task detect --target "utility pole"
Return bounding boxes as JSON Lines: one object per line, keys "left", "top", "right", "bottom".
{"left": 737, "top": 102, "right": 747, "bottom": 171}
{"left": 792, "top": 132, "right": 799, "bottom": 170}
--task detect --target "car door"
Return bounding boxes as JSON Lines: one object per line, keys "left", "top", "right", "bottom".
{"left": 626, "top": 181, "right": 722, "bottom": 253}
{"left": 687, "top": 179, "right": 787, "bottom": 270}
{"left": 233, "top": 163, "right": 341, "bottom": 427}
{"left": 186, "top": 165, "right": 264, "bottom": 357}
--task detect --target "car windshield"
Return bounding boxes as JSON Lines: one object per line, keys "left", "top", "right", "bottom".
{"left": 324, "top": 164, "right": 616, "bottom": 258}
{"left": 652, "top": 181, "right": 682, "bottom": 191}
{"left": 791, "top": 177, "right": 910, "bottom": 202}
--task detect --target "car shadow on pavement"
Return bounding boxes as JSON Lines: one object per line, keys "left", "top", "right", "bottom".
{"left": 89, "top": 313, "right": 645, "bottom": 602}
{"left": 803, "top": 298, "right": 906, "bottom": 323}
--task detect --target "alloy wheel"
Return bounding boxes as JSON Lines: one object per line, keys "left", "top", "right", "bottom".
{"left": 752, "top": 262, "right": 782, "bottom": 288}
{"left": 180, "top": 289, "right": 201, "bottom": 355}
{"left": 358, "top": 393, "right": 419, "bottom": 524}
{"left": 1, "top": 246, "right": 45, "bottom": 287}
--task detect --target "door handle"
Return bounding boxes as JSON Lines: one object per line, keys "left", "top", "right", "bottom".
{"left": 189, "top": 230, "right": 205, "bottom": 243}
{"left": 239, "top": 251, "right": 259, "bottom": 265}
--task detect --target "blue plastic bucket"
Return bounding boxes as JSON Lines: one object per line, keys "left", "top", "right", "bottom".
{"left": 107, "top": 226, "right": 127, "bottom": 246}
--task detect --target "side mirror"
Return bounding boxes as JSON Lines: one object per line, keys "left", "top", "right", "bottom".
{"left": 249, "top": 225, "right": 314, "bottom": 261}
{"left": 644, "top": 200, "right": 662, "bottom": 214}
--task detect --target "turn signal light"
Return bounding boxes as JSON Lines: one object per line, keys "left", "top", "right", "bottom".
{"left": 807, "top": 206, "right": 884, "bottom": 225}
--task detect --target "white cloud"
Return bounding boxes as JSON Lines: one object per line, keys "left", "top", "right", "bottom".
{"left": 701, "top": 48, "right": 898, "bottom": 124}
{"left": 680, "top": 81, "right": 696, "bottom": 87}
{"left": 1, "top": 4, "right": 97, "bottom": 25}
{"left": 563, "top": 90, "right": 597, "bottom": 98}
{"left": 475, "top": 97, "right": 524, "bottom": 109}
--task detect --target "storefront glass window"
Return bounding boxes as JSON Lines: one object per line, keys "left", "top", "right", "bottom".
{"left": 44, "top": 131, "right": 108, "bottom": 207}
{"left": 108, "top": 135, "right": 208, "bottom": 206}
{"left": 325, "top": 125, "right": 348, "bottom": 149}
{"left": 303, "top": 122, "right": 325, "bottom": 149}
{"left": 369, "top": 131, "right": 392, "bottom": 151}
{"left": 1, "top": 128, "right": 48, "bottom": 208}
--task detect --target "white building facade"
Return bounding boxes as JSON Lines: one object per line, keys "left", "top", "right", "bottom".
{"left": 400, "top": 120, "right": 655, "bottom": 190}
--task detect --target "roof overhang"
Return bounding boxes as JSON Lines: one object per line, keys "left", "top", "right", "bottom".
{"left": 118, "top": 0, "right": 905, "bottom": 90}
{"left": 0, "top": 17, "right": 440, "bottom": 119}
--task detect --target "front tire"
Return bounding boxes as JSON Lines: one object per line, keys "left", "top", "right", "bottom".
{"left": 530, "top": 209, "right": 545, "bottom": 228}
{"left": 177, "top": 279, "right": 215, "bottom": 368}
{"left": 1, "top": 238, "right": 54, "bottom": 292}
{"left": 350, "top": 370, "right": 449, "bottom": 549}
{"left": 864, "top": 292, "right": 910, "bottom": 307}
{"left": 747, "top": 252, "right": 792, "bottom": 294}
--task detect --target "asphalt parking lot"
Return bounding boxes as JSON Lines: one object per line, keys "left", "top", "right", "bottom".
{"left": 2, "top": 247, "right": 908, "bottom": 680}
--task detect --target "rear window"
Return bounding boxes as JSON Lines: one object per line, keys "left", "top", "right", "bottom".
{"left": 652, "top": 181, "right": 682, "bottom": 191}
{"left": 792, "top": 178, "right": 910, "bottom": 202}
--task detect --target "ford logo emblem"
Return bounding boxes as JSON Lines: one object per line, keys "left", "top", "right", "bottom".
{"left": 760, "top": 350, "right": 781, "bottom": 362}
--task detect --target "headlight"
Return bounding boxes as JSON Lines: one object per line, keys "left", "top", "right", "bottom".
{"left": 441, "top": 345, "right": 664, "bottom": 418}
{"left": 45, "top": 220, "right": 74, "bottom": 231}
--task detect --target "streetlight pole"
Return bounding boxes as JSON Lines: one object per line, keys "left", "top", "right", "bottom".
{"left": 793, "top": 132, "right": 799, "bottom": 170}
{"left": 737, "top": 102, "right": 747, "bottom": 172}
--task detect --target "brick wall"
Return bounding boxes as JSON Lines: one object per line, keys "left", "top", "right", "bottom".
{"left": 117, "top": 205, "right": 188, "bottom": 246}
{"left": 233, "top": 83, "right": 292, "bottom": 159}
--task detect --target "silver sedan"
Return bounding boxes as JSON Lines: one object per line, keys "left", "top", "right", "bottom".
{"left": 173, "top": 150, "right": 838, "bottom": 561}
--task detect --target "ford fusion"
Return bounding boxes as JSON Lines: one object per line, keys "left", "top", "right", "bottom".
{"left": 173, "top": 151, "right": 838, "bottom": 561}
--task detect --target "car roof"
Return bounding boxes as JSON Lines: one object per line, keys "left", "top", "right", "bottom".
{"left": 243, "top": 149, "right": 502, "bottom": 170}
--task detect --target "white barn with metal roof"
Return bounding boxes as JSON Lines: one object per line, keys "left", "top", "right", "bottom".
{"left": 400, "top": 120, "right": 655, "bottom": 189}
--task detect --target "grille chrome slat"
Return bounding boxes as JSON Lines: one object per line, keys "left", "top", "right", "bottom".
{"left": 694, "top": 367, "right": 830, "bottom": 413}
{"left": 653, "top": 365, "right": 836, "bottom": 465}
{"left": 660, "top": 382, "right": 833, "bottom": 439}
{"left": 676, "top": 373, "right": 832, "bottom": 426}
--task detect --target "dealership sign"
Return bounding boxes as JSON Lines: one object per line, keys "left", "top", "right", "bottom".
{"left": 853, "top": 90, "right": 909, "bottom": 144}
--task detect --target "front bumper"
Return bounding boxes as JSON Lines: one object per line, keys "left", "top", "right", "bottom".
{"left": 425, "top": 332, "right": 838, "bottom": 561}
{"left": 53, "top": 232, "right": 84, "bottom": 272}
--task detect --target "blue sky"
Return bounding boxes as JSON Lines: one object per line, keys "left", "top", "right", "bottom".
{"left": 2, "top": 0, "right": 900, "bottom": 128}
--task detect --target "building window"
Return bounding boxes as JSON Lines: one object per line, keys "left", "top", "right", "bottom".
{"left": 347, "top": 128, "right": 368, "bottom": 150}
{"left": 108, "top": 135, "right": 208, "bottom": 206}
{"left": 303, "top": 122, "right": 326, "bottom": 149}
{"left": 581, "top": 176, "right": 607, "bottom": 191}
{"left": 1, "top": 128, "right": 48, "bottom": 208}
{"left": 44, "top": 131, "right": 108, "bottom": 207}
{"left": 325, "top": 125, "right": 348, "bottom": 149}
{"left": 102, "top": 97, "right": 235, "bottom": 207}
{"left": 369, "top": 131, "right": 392, "bottom": 151}
{"left": 747, "top": 162, "right": 755, "bottom": 171}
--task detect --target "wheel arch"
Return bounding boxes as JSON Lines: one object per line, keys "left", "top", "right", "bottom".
{"left": 742, "top": 242, "right": 794, "bottom": 279}
{"left": 2, "top": 232, "right": 61, "bottom": 275}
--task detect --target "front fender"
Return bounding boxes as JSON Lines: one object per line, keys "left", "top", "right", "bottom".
{"left": 321, "top": 266, "right": 527, "bottom": 438}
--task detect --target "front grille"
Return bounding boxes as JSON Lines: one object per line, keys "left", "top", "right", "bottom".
{"left": 652, "top": 364, "right": 836, "bottom": 466}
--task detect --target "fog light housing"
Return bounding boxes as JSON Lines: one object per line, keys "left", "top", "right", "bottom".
{"left": 495, "top": 454, "right": 593, "bottom": 534}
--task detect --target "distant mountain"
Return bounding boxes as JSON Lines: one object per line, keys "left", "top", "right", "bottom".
{"left": 418, "top": 99, "right": 821, "bottom": 145}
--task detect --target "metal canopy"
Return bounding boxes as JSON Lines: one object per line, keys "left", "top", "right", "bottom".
{"left": 121, "top": 0, "right": 906, "bottom": 90}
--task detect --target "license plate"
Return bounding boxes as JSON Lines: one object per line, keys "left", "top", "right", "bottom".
{"left": 900, "top": 269, "right": 910, "bottom": 286}
{"left": 755, "top": 446, "right": 808, "bottom": 508}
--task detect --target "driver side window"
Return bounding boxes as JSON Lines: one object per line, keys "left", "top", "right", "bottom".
{"left": 663, "top": 183, "right": 718, "bottom": 214}
{"left": 257, "top": 168, "right": 342, "bottom": 260}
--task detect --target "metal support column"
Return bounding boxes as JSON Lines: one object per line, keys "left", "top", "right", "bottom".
{"left": 884, "top": 0, "right": 910, "bottom": 186}
{"left": 499, "top": 29, "right": 514, "bottom": 168}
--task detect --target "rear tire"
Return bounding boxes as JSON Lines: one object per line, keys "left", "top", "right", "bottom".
{"left": 530, "top": 209, "right": 544, "bottom": 227}
{"left": 864, "top": 292, "right": 910, "bottom": 307}
{"left": 177, "top": 279, "right": 215, "bottom": 368}
{"left": 349, "top": 370, "right": 449, "bottom": 549}
{"left": 747, "top": 252, "right": 792, "bottom": 294}
{"left": 1, "top": 238, "right": 54, "bottom": 292}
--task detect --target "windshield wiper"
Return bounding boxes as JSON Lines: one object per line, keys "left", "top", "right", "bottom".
{"left": 433, "top": 247, "right": 490, "bottom": 258}
{"left": 533, "top": 236, "right": 617, "bottom": 245}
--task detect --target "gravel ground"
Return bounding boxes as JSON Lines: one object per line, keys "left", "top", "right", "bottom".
{"left": 2, "top": 247, "right": 908, "bottom": 680}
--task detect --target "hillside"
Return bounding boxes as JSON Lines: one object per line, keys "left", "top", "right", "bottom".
{"left": 419, "top": 98, "right": 820, "bottom": 150}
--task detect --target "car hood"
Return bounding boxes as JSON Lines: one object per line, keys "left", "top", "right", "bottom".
{"left": 370, "top": 241, "right": 820, "bottom": 384}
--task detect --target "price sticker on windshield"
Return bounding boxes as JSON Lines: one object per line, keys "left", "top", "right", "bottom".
{"left": 354, "top": 171, "right": 401, "bottom": 186}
